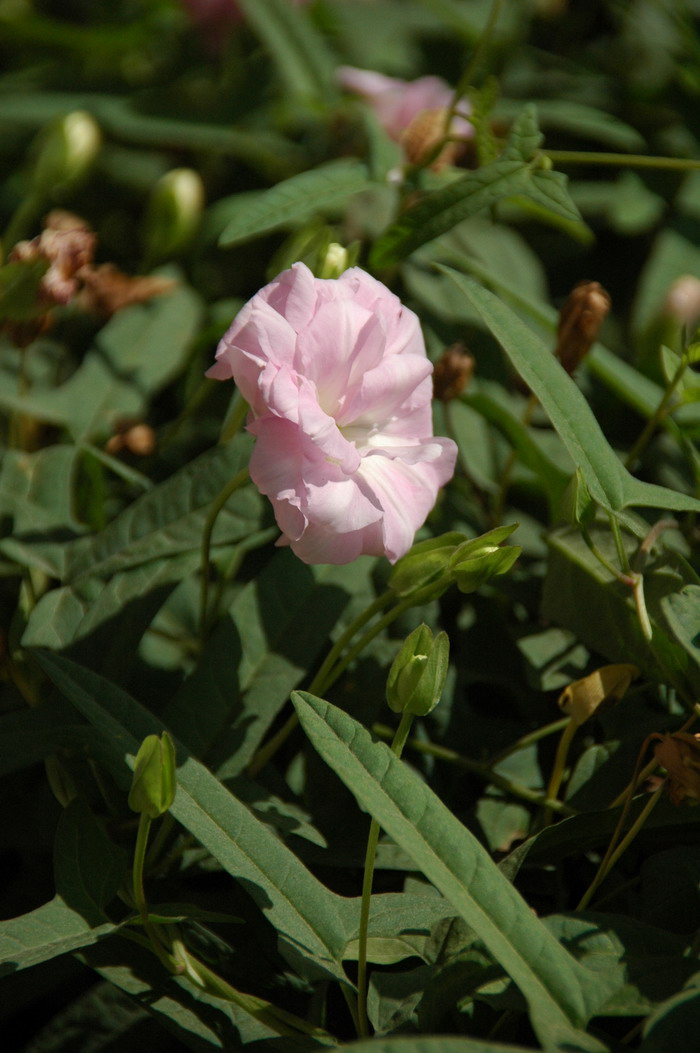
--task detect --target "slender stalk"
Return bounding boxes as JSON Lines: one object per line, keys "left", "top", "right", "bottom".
{"left": 247, "top": 590, "right": 395, "bottom": 778}
{"left": 357, "top": 711, "right": 414, "bottom": 1038}
{"left": 542, "top": 718, "right": 577, "bottom": 826}
{"left": 452, "top": 0, "right": 504, "bottom": 107}
{"left": 371, "top": 724, "right": 575, "bottom": 814}
{"left": 543, "top": 150, "right": 700, "bottom": 172}
{"left": 577, "top": 783, "right": 665, "bottom": 911}
{"left": 132, "top": 813, "right": 178, "bottom": 972}
{"left": 198, "top": 466, "right": 250, "bottom": 642}
{"left": 490, "top": 716, "right": 571, "bottom": 764}
{"left": 625, "top": 355, "right": 687, "bottom": 469}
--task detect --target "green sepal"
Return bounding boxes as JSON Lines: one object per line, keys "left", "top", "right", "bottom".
{"left": 128, "top": 732, "right": 176, "bottom": 819}
{"left": 386, "top": 624, "right": 450, "bottom": 716}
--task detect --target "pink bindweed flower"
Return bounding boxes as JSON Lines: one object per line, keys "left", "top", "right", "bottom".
{"left": 207, "top": 263, "right": 457, "bottom": 565}
{"left": 336, "top": 66, "right": 473, "bottom": 145}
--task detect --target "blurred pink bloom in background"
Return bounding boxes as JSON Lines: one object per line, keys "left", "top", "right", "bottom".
{"left": 336, "top": 66, "right": 472, "bottom": 144}
{"left": 208, "top": 263, "right": 457, "bottom": 565}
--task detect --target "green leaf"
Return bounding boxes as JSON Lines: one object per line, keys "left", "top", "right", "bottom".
{"left": 0, "top": 445, "right": 82, "bottom": 535}
{"left": 291, "top": 691, "right": 608, "bottom": 1051}
{"left": 0, "top": 896, "right": 116, "bottom": 975}
{"left": 34, "top": 652, "right": 349, "bottom": 981}
{"left": 639, "top": 977, "right": 700, "bottom": 1053}
{"left": 542, "top": 522, "right": 700, "bottom": 698}
{"left": 370, "top": 106, "right": 589, "bottom": 268}
{"left": 217, "top": 160, "right": 371, "bottom": 247}
{"left": 441, "top": 269, "right": 700, "bottom": 517}
{"left": 0, "top": 703, "right": 93, "bottom": 777}
{"left": 0, "top": 258, "right": 49, "bottom": 322}
{"left": 236, "top": 0, "right": 336, "bottom": 103}
{"left": 164, "top": 550, "right": 356, "bottom": 773}
{"left": 24, "top": 276, "right": 203, "bottom": 443}
{"left": 53, "top": 799, "right": 127, "bottom": 926}
{"left": 64, "top": 438, "right": 261, "bottom": 582}
{"left": 342, "top": 1039, "right": 537, "bottom": 1053}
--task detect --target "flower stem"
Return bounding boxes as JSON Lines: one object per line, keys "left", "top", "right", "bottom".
{"left": 542, "top": 718, "right": 577, "bottom": 827}
{"left": 625, "top": 355, "right": 688, "bottom": 470}
{"left": 132, "top": 813, "right": 179, "bottom": 973}
{"left": 247, "top": 589, "right": 397, "bottom": 778}
{"left": 357, "top": 710, "right": 414, "bottom": 1038}
{"left": 543, "top": 150, "right": 700, "bottom": 172}
{"left": 199, "top": 466, "right": 250, "bottom": 642}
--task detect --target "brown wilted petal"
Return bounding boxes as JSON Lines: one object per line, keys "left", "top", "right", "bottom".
{"left": 10, "top": 210, "right": 96, "bottom": 307}
{"left": 78, "top": 264, "right": 176, "bottom": 317}
{"left": 433, "top": 343, "right": 475, "bottom": 402}
{"left": 400, "top": 108, "right": 463, "bottom": 171}
{"left": 653, "top": 732, "right": 700, "bottom": 806}
{"left": 558, "top": 663, "right": 638, "bottom": 726}
{"left": 555, "top": 280, "right": 611, "bottom": 375}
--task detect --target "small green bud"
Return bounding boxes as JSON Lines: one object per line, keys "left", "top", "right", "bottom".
{"left": 31, "top": 110, "right": 101, "bottom": 195}
{"left": 128, "top": 732, "right": 176, "bottom": 819}
{"left": 389, "top": 532, "right": 468, "bottom": 602}
{"left": 449, "top": 523, "right": 520, "bottom": 593}
{"left": 386, "top": 623, "right": 450, "bottom": 716}
{"left": 559, "top": 469, "right": 596, "bottom": 528}
{"left": 143, "top": 168, "right": 205, "bottom": 263}
{"left": 318, "top": 241, "right": 359, "bottom": 279}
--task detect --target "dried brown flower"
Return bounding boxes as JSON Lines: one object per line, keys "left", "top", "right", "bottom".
{"left": 400, "top": 108, "right": 464, "bottom": 171}
{"left": 105, "top": 421, "right": 156, "bottom": 457}
{"left": 10, "top": 210, "right": 96, "bottom": 307}
{"left": 555, "top": 280, "right": 611, "bottom": 375}
{"left": 78, "top": 264, "right": 175, "bottom": 318}
{"left": 653, "top": 732, "right": 700, "bottom": 805}
{"left": 433, "top": 344, "right": 475, "bottom": 402}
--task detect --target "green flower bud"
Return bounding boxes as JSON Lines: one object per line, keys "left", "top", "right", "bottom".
{"left": 128, "top": 732, "right": 176, "bottom": 819}
{"left": 449, "top": 523, "right": 520, "bottom": 593}
{"left": 31, "top": 111, "right": 101, "bottom": 195}
{"left": 319, "top": 241, "right": 360, "bottom": 279}
{"left": 143, "top": 168, "right": 205, "bottom": 263}
{"left": 386, "top": 623, "right": 449, "bottom": 716}
{"left": 389, "top": 532, "right": 468, "bottom": 603}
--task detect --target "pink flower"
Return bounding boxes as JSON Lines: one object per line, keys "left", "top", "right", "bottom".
{"left": 336, "top": 66, "right": 472, "bottom": 144}
{"left": 207, "top": 263, "right": 457, "bottom": 565}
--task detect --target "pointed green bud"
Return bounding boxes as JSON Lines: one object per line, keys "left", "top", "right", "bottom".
{"left": 559, "top": 468, "right": 596, "bottom": 528}
{"left": 386, "top": 623, "right": 450, "bottom": 716}
{"left": 128, "top": 732, "right": 176, "bottom": 819}
{"left": 143, "top": 168, "right": 205, "bottom": 263}
{"left": 389, "top": 532, "right": 468, "bottom": 603}
{"left": 31, "top": 111, "right": 101, "bottom": 195}
{"left": 449, "top": 523, "right": 520, "bottom": 593}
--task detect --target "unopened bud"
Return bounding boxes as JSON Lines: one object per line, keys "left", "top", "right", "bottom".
{"left": 389, "top": 531, "right": 468, "bottom": 603}
{"left": 433, "top": 344, "right": 474, "bottom": 402}
{"left": 32, "top": 111, "right": 101, "bottom": 196}
{"left": 319, "top": 241, "right": 358, "bottom": 279}
{"left": 449, "top": 523, "right": 520, "bottom": 593}
{"left": 558, "top": 664, "right": 638, "bottom": 726}
{"left": 555, "top": 280, "right": 611, "bottom": 374}
{"left": 143, "top": 168, "right": 205, "bottom": 263}
{"left": 386, "top": 623, "right": 449, "bottom": 716}
{"left": 128, "top": 732, "right": 176, "bottom": 819}
{"left": 664, "top": 275, "right": 700, "bottom": 330}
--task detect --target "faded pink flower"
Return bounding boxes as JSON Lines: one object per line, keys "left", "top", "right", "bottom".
{"left": 336, "top": 66, "right": 472, "bottom": 144}
{"left": 207, "top": 263, "right": 457, "bottom": 565}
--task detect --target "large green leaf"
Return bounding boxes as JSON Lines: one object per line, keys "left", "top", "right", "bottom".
{"left": 164, "top": 550, "right": 357, "bottom": 772}
{"left": 218, "top": 160, "right": 371, "bottom": 247}
{"left": 63, "top": 438, "right": 261, "bottom": 583}
{"left": 542, "top": 522, "right": 700, "bottom": 699}
{"left": 370, "top": 106, "right": 589, "bottom": 268}
{"left": 441, "top": 268, "right": 700, "bottom": 517}
{"left": 0, "top": 445, "right": 82, "bottom": 534}
{"left": 0, "top": 897, "right": 116, "bottom": 975}
{"left": 291, "top": 691, "right": 608, "bottom": 1051}
{"left": 53, "top": 799, "right": 127, "bottom": 927}
{"left": 33, "top": 652, "right": 349, "bottom": 981}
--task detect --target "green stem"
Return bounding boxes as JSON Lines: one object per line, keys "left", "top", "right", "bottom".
{"left": 542, "top": 718, "right": 577, "bottom": 827}
{"left": 371, "top": 724, "right": 576, "bottom": 814}
{"left": 357, "top": 710, "right": 414, "bottom": 1038}
{"left": 247, "top": 590, "right": 397, "bottom": 778}
{"left": 625, "top": 355, "right": 687, "bottom": 470}
{"left": 198, "top": 466, "right": 250, "bottom": 642}
{"left": 490, "top": 716, "right": 571, "bottom": 764}
{"left": 543, "top": 150, "right": 700, "bottom": 172}
{"left": 132, "top": 813, "right": 178, "bottom": 972}
{"left": 453, "top": 0, "right": 504, "bottom": 104}
{"left": 577, "top": 783, "right": 665, "bottom": 911}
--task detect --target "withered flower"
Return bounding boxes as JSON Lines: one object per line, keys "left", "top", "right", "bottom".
{"left": 652, "top": 732, "right": 700, "bottom": 805}
{"left": 401, "top": 109, "right": 465, "bottom": 172}
{"left": 10, "top": 210, "right": 96, "bottom": 307}
{"left": 433, "top": 343, "right": 475, "bottom": 402}
{"left": 555, "top": 280, "right": 611, "bottom": 375}
{"left": 78, "top": 265, "right": 175, "bottom": 318}
{"left": 558, "top": 663, "right": 638, "bottom": 726}
{"left": 105, "top": 421, "right": 156, "bottom": 457}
